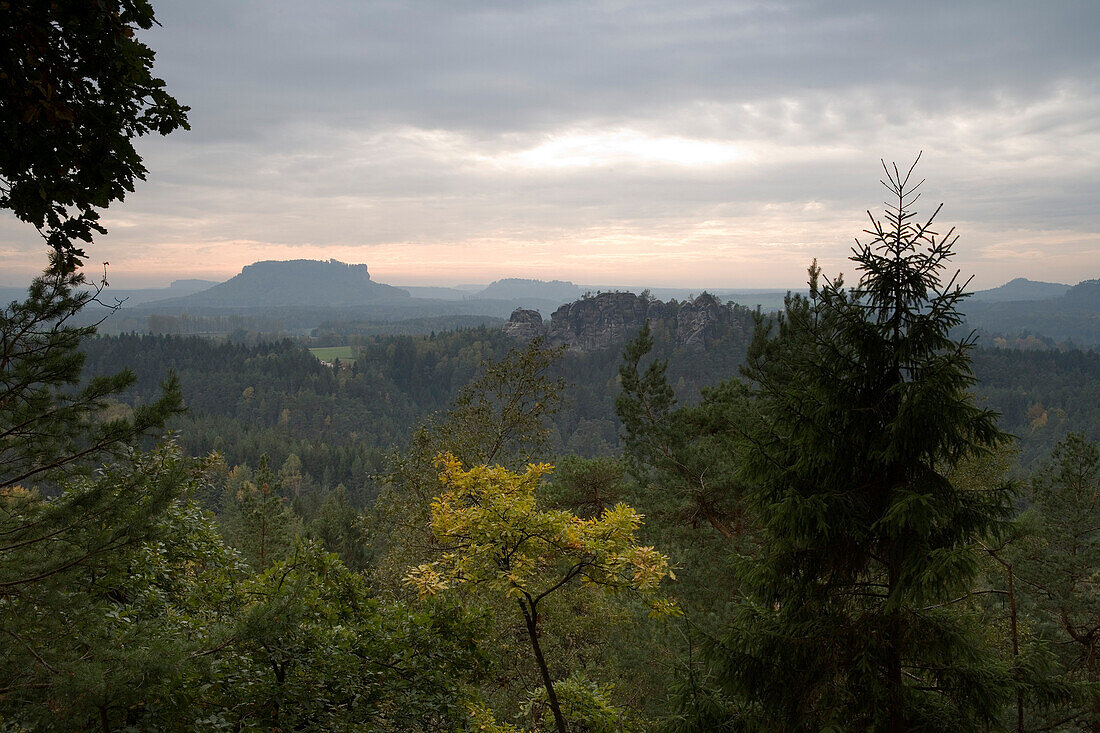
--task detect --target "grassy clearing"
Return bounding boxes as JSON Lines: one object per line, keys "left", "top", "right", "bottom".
{"left": 309, "top": 345, "right": 355, "bottom": 361}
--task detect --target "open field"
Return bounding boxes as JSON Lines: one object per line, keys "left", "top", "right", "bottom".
{"left": 308, "top": 345, "right": 355, "bottom": 361}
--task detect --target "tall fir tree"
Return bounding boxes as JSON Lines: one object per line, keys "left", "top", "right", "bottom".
{"left": 716, "top": 158, "right": 1018, "bottom": 730}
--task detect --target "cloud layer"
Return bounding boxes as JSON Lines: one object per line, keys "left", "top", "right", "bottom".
{"left": 2, "top": 0, "right": 1098, "bottom": 287}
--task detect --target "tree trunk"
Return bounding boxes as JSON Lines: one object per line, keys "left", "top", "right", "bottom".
{"left": 888, "top": 613, "right": 904, "bottom": 733}
{"left": 519, "top": 599, "right": 568, "bottom": 733}
{"left": 887, "top": 562, "right": 904, "bottom": 733}
{"left": 1007, "top": 565, "right": 1023, "bottom": 732}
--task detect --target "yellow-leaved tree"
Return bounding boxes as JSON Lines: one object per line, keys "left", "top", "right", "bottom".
{"left": 407, "top": 454, "right": 676, "bottom": 733}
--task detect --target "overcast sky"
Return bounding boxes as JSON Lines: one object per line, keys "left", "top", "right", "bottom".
{"left": 3, "top": 0, "right": 1098, "bottom": 288}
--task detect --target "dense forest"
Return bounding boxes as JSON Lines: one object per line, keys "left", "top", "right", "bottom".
{"left": 5, "top": 3, "right": 1100, "bottom": 730}
{"left": 76, "top": 315, "right": 1100, "bottom": 501}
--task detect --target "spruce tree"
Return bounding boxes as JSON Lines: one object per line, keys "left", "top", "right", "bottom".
{"left": 718, "top": 158, "right": 1017, "bottom": 730}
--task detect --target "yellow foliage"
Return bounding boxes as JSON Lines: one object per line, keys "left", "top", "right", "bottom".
{"left": 465, "top": 703, "right": 525, "bottom": 733}
{"left": 405, "top": 453, "right": 676, "bottom": 615}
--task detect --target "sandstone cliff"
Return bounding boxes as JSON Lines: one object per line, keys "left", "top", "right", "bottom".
{"left": 501, "top": 308, "right": 545, "bottom": 341}
{"left": 503, "top": 291, "right": 749, "bottom": 352}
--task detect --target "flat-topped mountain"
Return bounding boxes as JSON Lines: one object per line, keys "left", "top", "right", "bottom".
{"left": 156, "top": 259, "right": 410, "bottom": 308}
{"left": 475, "top": 278, "right": 583, "bottom": 303}
{"left": 504, "top": 291, "right": 753, "bottom": 352}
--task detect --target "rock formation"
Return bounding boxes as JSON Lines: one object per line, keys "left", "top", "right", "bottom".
{"left": 501, "top": 308, "right": 545, "bottom": 341}
{"left": 503, "top": 291, "right": 748, "bottom": 352}
{"left": 675, "top": 293, "right": 734, "bottom": 349}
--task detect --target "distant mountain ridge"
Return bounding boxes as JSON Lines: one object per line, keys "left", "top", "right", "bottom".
{"left": 0, "top": 278, "right": 219, "bottom": 308}
{"left": 168, "top": 279, "right": 219, "bottom": 292}
{"left": 90, "top": 261, "right": 585, "bottom": 334}
{"left": 963, "top": 277, "right": 1100, "bottom": 347}
{"left": 46, "top": 259, "right": 1096, "bottom": 346}
{"left": 1061, "top": 279, "right": 1100, "bottom": 308}
{"left": 970, "top": 277, "right": 1070, "bottom": 302}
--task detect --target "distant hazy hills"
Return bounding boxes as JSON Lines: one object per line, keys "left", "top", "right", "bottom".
{"left": 25, "top": 257, "right": 1092, "bottom": 346}
{"left": 474, "top": 278, "right": 585, "bottom": 302}
{"left": 396, "top": 285, "right": 471, "bottom": 300}
{"left": 0, "top": 278, "right": 218, "bottom": 308}
{"left": 963, "top": 278, "right": 1100, "bottom": 347}
{"left": 970, "top": 277, "right": 1071, "bottom": 302}
{"left": 79, "top": 261, "right": 590, "bottom": 334}
{"left": 1062, "top": 279, "right": 1100, "bottom": 309}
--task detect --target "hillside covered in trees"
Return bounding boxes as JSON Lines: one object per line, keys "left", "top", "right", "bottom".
{"left": 49, "top": 197, "right": 1100, "bottom": 730}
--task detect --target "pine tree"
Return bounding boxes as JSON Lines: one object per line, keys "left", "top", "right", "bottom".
{"left": 717, "top": 158, "right": 1017, "bottom": 730}
{"left": 0, "top": 264, "right": 184, "bottom": 591}
{"left": 0, "top": 444, "right": 241, "bottom": 729}
{"left": 1, "top": 0, "right": 187, "bottom": 593}
{"left": 219, "top": 455, "right": 301, "bottom": 570}
{"left": 0, "top": 266, "right": 182, "bottom": 491}
{"left": 0, "top": 2, "right": 200, "bottom": 724}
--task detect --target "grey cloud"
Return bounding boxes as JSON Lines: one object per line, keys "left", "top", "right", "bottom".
{"left": 152, "top": 0, "right": 1100, "bottom": 137}
{"left": 4, "top": 0, "right": 1096, "bottom": 287}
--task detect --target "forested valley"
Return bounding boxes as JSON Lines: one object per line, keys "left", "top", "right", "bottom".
{"left": 7, "top": 243, "right": 1100, "bottom": 729}
{"left": 77, "top": 318, "right": 1100, "bottom": 508}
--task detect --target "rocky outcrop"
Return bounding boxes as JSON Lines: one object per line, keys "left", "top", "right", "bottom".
{"left": 675, "top": 293, "right": 734, "bottom": 349}
{"left": 546, "top": 292, "right": 652, "bottom": 352}
{"left": 502, "top": 291, "right": 748, "bottom": 352}
{"left": 502, "top": 308, "right": 545, "bottom": 341}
